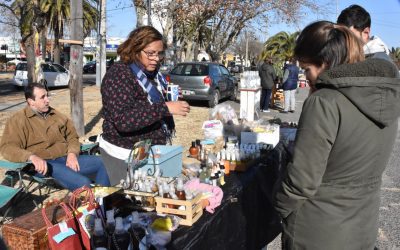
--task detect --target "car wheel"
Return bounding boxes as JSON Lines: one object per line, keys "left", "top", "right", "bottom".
{"left": 208, "top": 89, "right": 220, "bottom": 108}
{"left": 230, "top": 85, "right": 238, "bottom": 101}
{"left": 39, "top": 79, "right": 49, "bottom": 92}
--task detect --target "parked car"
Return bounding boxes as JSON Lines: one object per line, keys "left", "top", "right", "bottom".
{"left": 166, "top": 62, "right": 238, "bottom": 107}
{"left": 83, "top": 60, "right": 96, "bottom": 73}
{"left": 159, "top": 64, "right": 173, "bottom": 75}
{"left": 83, "top": 60, "right": 114, "bottom": 74}
{"left": 13, "top": 62, "right": 69, "bottom": 89}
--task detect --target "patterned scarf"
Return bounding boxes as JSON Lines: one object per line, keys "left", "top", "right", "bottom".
{"left": 129, "top": 63, "right": 168, "bottom": 104}
{"left": 129, "top": 62, "right": 175, "bottom": 144}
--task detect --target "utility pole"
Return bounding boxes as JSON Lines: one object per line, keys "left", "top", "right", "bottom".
{"left": 96, "top": 0, "right": 106, "bottom": 86}
{"left": 245, "top": 31, "right": 249, "bottom": 68}
{"left": 147, "top": 0, "right": 152, "bottom": 26}
{"left": 69, "top": 0, "right": 84, "bottom": 136}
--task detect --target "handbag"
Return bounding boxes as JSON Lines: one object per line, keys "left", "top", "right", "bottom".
{"left": 69, "top": 186, "right": 101, "bottom": 250}
{"left": 42, "top": 202, "right": 83, "bottom": 250}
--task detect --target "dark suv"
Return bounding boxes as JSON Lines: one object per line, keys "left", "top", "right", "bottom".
{"left": 166, "top": 62, "right": 238, "bottom": 107}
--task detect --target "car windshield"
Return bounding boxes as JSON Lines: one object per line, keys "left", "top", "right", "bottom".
{"left": 52, "top": 64, "right": 67, "bottom": 73}
{"left": 171, "top": 64, "right": 208, "bottom": 76}
{"left": 16, "top": 63, "right": 27, "bottom": 71}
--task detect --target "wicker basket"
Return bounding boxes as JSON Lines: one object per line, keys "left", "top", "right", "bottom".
{"left": 2, "top": 204, "right": 66, "bottom": 250}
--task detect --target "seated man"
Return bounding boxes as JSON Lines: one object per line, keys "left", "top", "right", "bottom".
{"left": 0, "top": 83, "right": 110, "bottom": 191}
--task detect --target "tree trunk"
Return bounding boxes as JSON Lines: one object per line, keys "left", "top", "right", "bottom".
{"left": 53, "top": 28, "right": 61, "bottom": 64}
{"left": 183, "top": 40, "right": 194, "bottom": 62}
{"left": 25, "top": 35, "right": 38, "bottom": 83}
{"left": 41, "top": 25, "right": 47, "bottom": 61}
{"left": 134, "top": 0, "right": 146, "bottom": 27}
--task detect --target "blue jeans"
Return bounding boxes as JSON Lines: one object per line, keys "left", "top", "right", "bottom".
{"left": 260, "top": 88, "right": 272, "bottom": 110}
{"left": 35, "top": 155, "right": 110, "bottom": 191}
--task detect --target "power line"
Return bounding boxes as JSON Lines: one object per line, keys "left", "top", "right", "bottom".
{"left": 107, "top": 4, "right": 134, "bottom": 12}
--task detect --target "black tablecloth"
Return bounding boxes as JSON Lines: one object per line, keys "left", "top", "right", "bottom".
{"left": 168, "top": 142, "right": 290, "bottom": 250}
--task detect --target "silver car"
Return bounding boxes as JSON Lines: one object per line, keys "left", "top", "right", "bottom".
{"left": 13, "top": 62, "right": 70, "bottom": 89}
{"left": 166, "top": 62, "right": 238, "bottom": 107}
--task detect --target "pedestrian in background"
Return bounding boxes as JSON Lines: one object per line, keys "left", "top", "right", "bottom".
{"left": 258, "top": 57, "right": 277, "bottom": 112}
{"left": 274, "top": 21, "right": 400, "bottom": 249}
{"left": 99, "top": 26, "right": 190, "bottom": 185}
{"left": 337, "top": 4, "right": 391, "bottom": 61}
{"left": 281, "top": 58, "right": 299, "bottom": 113}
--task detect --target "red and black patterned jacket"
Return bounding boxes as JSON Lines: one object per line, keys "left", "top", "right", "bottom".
{"left": 101, "top": 63, "right": 172, "bottom": 149}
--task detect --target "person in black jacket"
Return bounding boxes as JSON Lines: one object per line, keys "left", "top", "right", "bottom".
{"left": 281, "top": 58, "right": 299, "bottom": 113}
{"left": 258, "top": 57, "right": 277, "bottom": 112}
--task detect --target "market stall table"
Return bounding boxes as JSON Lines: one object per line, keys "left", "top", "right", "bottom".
{"left": 169, "top": 142, "right": 290, "bottom": 249}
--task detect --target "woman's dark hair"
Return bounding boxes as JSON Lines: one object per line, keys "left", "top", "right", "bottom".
{"left": 24, "top": 82, "right": 46, "bottom": 100}
{"left": 117, "top": 26, "right": 167, "bottom": 64}
{"left": 294, "top": 21, "right": 364, "bottom": 69}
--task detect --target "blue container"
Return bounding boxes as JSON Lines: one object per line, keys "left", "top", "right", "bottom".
{"left": 142, "top": 145, "right": 183, "bottom": 177}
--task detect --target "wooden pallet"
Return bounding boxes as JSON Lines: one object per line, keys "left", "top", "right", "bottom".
{"left": 155, "top": 194, "right": 203, "bottom": 226}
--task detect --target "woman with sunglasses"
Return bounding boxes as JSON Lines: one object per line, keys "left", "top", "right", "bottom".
{"left": 99, "top": 26, "right": 190, "bottom": 185}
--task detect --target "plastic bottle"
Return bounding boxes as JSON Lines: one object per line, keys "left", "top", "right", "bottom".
{"left": 130, "top": 212, "right": 145, "bottom": 250}
{"left": 110, "top": 217, "right": 130, "bottom": 250}
{"left": 91, "top": 218, "right": 108, "bottom": 249}
{"left": 106, "top": 209, "right": 116, "bottom": 234}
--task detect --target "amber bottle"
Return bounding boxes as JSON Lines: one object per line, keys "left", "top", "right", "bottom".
{"left": 189, "top": 141, "right": 199, "bottom": 158}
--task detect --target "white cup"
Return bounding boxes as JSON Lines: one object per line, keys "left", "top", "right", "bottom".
{"left": 167, "top": 84, "right": 179, "bottom": 101}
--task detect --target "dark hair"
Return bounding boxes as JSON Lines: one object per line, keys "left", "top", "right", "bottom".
{"left": 337, "top": 4, "right": 371, "bottom": 32}
{"left": 25, "top": 83, "right": 46, "bottom": 100}
{"left": 294, "top": 21, "right": 364, "bottom": 69}
{"left": 117, "top": 26, "right": 166, "bottom": 64}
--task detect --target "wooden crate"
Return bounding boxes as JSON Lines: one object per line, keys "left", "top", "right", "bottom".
{"left": 154, "top": 194, "right": 203, "bottom": 226}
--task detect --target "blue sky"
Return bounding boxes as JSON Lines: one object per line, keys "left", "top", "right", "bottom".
{"left": 106, "top": 0, "right": 400, "bottom": 49}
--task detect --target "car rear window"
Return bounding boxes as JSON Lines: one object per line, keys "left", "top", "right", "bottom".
{"left": 170, "top": 64, "right": 208, "bottom": 76}
{"left": 16, "top": 63, "right": 27, "bottom": 71}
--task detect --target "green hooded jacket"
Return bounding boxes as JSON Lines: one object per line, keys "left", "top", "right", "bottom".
{"left": 274, "top": 58, "right": 400, "bottom": 249}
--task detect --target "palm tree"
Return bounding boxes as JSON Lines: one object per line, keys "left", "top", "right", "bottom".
{"left": 10, "top": 0, "right": 47, "bottom": 83}
{"left": 260, "top": 31, "right": 299, "bottom": 62}
{"left": 40, "top": 0, "right": 98, "bottom": 64}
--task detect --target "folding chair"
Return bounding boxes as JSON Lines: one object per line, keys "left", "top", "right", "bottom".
{"left": 0, "top": 184, "right": 22, "bottom": 223}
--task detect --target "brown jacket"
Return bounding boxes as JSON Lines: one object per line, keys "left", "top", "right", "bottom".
{"left": 0, "top": 106, "right": 80, "bottom": 162}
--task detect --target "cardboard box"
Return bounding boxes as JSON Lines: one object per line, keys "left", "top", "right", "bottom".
{"left": 142, "top": 145, "right": 183, "bottom": 177}
{"left": 241, "top": 126, "right": 280, "bottom": 147}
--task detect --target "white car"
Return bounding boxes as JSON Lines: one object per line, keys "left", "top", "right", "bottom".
{"left": 13, "top": 62, "right": 70, "bottom": 89}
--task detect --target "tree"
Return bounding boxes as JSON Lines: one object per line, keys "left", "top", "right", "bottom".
{"left": 390, "top": 47, "right": 400, "bottom": 68}
{"left": 0, "top": 0, "right": 48, "bottom": 83}
{"left": 260, "top": 31, "right": 299, "bottom": 61}
{"left": 40, "top": 0, "right": 98, "bottom": 64}
{"left": 132, "top": 0, "right": 322, "bottom": 62}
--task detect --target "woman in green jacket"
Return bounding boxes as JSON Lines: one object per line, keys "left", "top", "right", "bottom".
{"left": 274, "top": 21, "right": 400, "bottom": 249}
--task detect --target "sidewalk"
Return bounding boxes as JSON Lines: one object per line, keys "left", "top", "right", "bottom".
{"left": 0, "top": 72, "right": 13, "bottom": 80}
